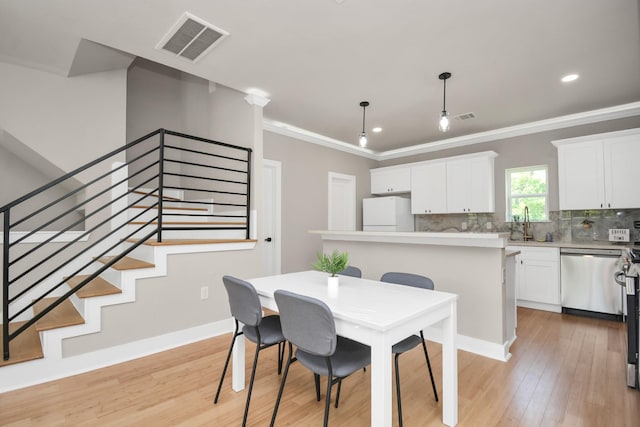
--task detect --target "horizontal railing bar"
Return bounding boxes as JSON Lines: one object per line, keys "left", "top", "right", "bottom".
{"left": 9, "top": 161, "right": 160, "bottom": 246}
{"left": 164, "top": 129, "right": 252, "bottom": 154}
{"left": 161, "top": 226, "right": 247, "bottom": 231}
{"left": 0, "top": 129, "right": 162, "bottom": 213}
{"left": 7, "top": 228, "right": 157, "bottom": 338}
{"left": 8, "top": 212, "right": 158, "bottom": 315}
{"left": 162, "top": 185, "right": 247, "bottom": 197}
{"left": 163, "top": 158, "right": 248, "bottom": 175}
{"left": 162, "top": 171, "right": 247, "bottom": 186}
{"left": 8, "top": 200, "right": 158, "bottom": 296}
{"left": 164, "top": 144, "right": 247, "bottom": 163}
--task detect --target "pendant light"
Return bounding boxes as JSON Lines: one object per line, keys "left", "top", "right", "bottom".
{"left": 438, "top": 72, "right": 452, "bottom": 132}
{"left": 358, "top": 101, "right": 369, "bottom": 147}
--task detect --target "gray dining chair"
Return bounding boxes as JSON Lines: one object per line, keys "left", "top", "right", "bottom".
{"left": 338, "top": 265, "right": 362, "bottom": 278}
{"left": 214, "top": 276, "right": 286, "bottom": 427}
{"left": 380, "top": 272, "right": 439, "bottom": 427}
{"left": 270, "top": 289, "right": 371, "bottom": 427}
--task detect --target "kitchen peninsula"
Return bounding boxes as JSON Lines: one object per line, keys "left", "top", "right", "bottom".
{"left": 310, "top": 230, "right": 517, "bottom": 361}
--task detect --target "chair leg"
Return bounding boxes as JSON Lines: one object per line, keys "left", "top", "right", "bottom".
{"left": 394, "top": 353, "right": 404, "bottom": 427}
{"left": 241, "top": 342, "right": 261, "bottom": 427}
{"left": 214, "top": 322, "right": 239, "bottom": 403}
{"left": 277, "top": 341, "right": 285, "bottom": 375}
{"left": 314, "top": 373, "right": 321, "bottom": 401}
{"left": 334, "top": 378, "right": 342, "bottom": 408}
{"left": 323, "top": 366, "right": 333, "bottom": 427}
{"left": 270, "top": 343, "right": 294, "bottom": 427}
{"left": 420, "top": 331, "right": 439, "bottom": 402}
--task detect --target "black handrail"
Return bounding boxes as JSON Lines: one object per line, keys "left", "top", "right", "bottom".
{"left": 2, "top": 129, "right": 252, "bottom": 360}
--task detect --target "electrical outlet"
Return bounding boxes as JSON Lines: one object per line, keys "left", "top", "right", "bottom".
{"left": 461, "top": 222, "right": 467, "bottom": 230}
{"left": 486, "top": 222, "right": 492, "bottom": 230}
{"left": 200, "top": 286, "right": 209, "bottom": 300}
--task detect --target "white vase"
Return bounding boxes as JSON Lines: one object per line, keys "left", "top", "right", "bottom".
{"left": 327, "top": 276, "right": 339, "bottom": 298}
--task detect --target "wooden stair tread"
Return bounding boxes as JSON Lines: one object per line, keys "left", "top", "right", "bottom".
{"left": 133, "top": 238, "right": 257, "bottom": 246}
{"left": 129, "top": 221, "right": 246, "bottom": 225}
{"left": 132, "top": 205, "right": 207, "bottom": 211}
{"left": 67, "top": 275, "right": 122, "bottom": 298}
{"left": 98, "top": 256, "right": 155, "bottom": 270}
{"left": 0, "top": 322, "right": 43, "bottom": 367}
{"left": 33, "top": 298, "right": 85, "bottom": 332}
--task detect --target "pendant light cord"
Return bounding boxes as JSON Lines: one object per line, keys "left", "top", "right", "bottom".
{"left": 361, "top": 104, "right": 367, "bottom": 133}
{"left": 442, "top": 78, "right": 447, "bottom": 112}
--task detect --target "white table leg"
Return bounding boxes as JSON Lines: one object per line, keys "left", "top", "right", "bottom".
{"left": 231, "top": 333, "right": 245, "bottom": 392}
{"left": 370, "top": 334, "right": 393, "bottom": 427}
{"left": 442, "top": 301, "right": 458, "bottom": 426}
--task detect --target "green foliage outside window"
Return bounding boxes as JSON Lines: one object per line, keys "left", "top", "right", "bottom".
{"left": 506, "top": 166, "right": 548, "bottom": 221}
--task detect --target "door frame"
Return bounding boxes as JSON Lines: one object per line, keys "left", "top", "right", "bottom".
{"left": 263, "top": 159, "right": 282, "bottom": 275}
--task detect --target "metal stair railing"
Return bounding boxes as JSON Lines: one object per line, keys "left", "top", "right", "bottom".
{"left": 2, "top": 129, "right": 252, "bottom": 360}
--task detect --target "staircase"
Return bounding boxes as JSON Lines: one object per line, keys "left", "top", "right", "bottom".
{"left": 1, "top": 129, "right": 256, "bottom": 390}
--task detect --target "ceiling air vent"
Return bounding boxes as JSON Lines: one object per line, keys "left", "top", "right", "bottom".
{"left": 157, "top": 13, "right": 229, "bottom": 62}
{"left": 453, "top": 112, "right": 476, "bottom": 121}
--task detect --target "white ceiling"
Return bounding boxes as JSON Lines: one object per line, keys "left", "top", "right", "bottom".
{"left": 1, "top": 0, "right": 639, "bottom": 154}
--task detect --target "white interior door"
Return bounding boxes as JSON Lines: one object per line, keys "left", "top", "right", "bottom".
{"left": 263, "top": 160, "right": 281, "bottom": 275}
{"left": 328, "top": 172, "right": 356, "bottom": 231}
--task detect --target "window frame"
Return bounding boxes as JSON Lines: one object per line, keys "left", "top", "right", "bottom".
{"left": 505, "top": 165, "right": 549, "bottom": 222}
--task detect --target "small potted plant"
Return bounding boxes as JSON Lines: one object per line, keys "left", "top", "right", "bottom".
{"left": 312, "top": 250, "right": 349, "bottom": 292}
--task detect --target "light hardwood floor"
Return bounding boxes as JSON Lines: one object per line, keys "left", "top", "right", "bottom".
{"left": 1, "top": 308, "right": 639, "bottom": 426}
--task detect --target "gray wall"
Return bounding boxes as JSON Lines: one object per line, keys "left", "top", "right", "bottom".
{"left": 0, "top": 62, "right": 127, "bottom": 177}
{"left": 380, "top": 116, "right": 640, "bottom": 221}
{"left": 264, "top": 132, "right": 378, "bottom": 273}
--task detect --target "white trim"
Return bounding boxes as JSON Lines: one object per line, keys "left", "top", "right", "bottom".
{"left": 264, "top": 101, "right": 640, "bottom": 161}
{"left": 263, "top": 118, "right": 379, "bottom": 160}
{"left": 551, "top": 126, "right": 640, "bottom": 146}
{"left": 0, "top": 318, "right": 234, "bottom": 393}
{"left": 423, "top": 326, "right": 514, "bottom": 362}
{"left": 517, "top": 300, "right": 562, "bottom": 313}
{"left": 0, "top": 231, "right": 89, "bottom": 244}
{"left": 244, "top": 93, "right": 271, "bottom": 107}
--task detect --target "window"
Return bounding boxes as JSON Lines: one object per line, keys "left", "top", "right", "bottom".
{"left": 506, "top": 165, "right": 548, "bottom": 221}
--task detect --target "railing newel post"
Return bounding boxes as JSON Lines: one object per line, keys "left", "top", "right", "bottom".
{"left": 3, "top": 209, "right": 11, "bottom": 360}
{"left": 245, "top": 150, "right": 252, "bottom": 240}
{"left": 157, "top": 130, "right": 165, "bottom": 243}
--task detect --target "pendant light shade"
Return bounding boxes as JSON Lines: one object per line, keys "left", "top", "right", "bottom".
{"left": 438, "top": 72, "right": 452, "bottom": 132}
{"left": 359, "top": 101, "right": 369, "bottom": 147}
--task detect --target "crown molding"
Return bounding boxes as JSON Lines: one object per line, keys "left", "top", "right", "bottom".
{"left": 264, "top": 101, "right": 640, "bottom": 161}
{"left": 263, "top": 119, "right": 379, "bottom": 160}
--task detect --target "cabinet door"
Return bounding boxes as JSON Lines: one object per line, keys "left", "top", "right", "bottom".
{"left": 411, "top": 162, "right": 447, "bottom": 214}
{"left": 446, "top": 156, "right": 495, "bottom": 213}
{"left": 446, "top": 159, "right": 470, "bottom": 213}
{"left": 557, "top": 140, "right": 605, "bottom": 210}
{"left": 604, "top": 134, "right": 640, "bottom": 209}
{"left": 519, "top": 259, "right": 560, "bottom": 304}
{"left": 371, "top": 168, "right": 411, "bottom": 194}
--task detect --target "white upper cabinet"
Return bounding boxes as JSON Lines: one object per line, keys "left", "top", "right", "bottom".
{"left": 446, "top": 155, "right": 495, "bottom": 213}
{"left": 370, "top": 166, "right": 411, "bottom": 194}
{"left": 411, "top": 162, "right": 447, "bottom": 214}
{"left": 554, "top": 129, "right": 640, "bottom": 210}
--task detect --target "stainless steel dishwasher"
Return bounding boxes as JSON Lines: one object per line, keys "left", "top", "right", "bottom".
{"left": 560, "top": 247, "right": 625, "bottom": 321}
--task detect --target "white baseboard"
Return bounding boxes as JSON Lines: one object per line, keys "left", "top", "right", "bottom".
{"left": 423, "top": 327, "right": 514, "bottom": 362}
{"left": 517, "top": 300, "right": 562, "bottom": 313}
{"left": 0, "top": 318, "right": 234, "bottom": 393}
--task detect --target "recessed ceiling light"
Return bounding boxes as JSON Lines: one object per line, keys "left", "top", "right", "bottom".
{"left": 561, "top": 74, "right": 579, "bottom": 83}
{"left": 372, "top": 127, "right": 382, "bottom": 133}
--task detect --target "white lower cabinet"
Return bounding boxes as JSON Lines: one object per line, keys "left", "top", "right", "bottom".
{"left": 509, "top": 246, "right": 561, "bottom": 312}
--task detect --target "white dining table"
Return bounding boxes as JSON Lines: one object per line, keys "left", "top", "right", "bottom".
{"left": 230, "top": 270, "right": 458, "bottom": 427}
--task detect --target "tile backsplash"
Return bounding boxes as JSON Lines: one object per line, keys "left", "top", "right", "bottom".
{"left": 415, "top": 209, "right": 640, "bottom": 244}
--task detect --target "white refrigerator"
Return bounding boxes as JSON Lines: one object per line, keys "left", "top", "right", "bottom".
{"left": 362, "top": 196, "right": 414, "bottom": 232}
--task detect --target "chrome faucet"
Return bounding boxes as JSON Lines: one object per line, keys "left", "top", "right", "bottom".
{"left": 523, "top": 206, "right": 533, "bottom": 241}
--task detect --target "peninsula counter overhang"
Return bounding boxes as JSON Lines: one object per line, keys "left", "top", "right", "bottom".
{"left": 310, "top": 230, "right": 510, "bottom": 249}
